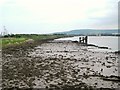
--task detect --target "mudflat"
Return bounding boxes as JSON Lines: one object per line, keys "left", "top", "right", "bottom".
{"left": 2, "top": 40, "right": 120, "bottom": 89}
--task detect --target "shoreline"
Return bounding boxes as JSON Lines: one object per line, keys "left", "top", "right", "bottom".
{"left": 55, "top": 36, "right": 119, "bottom": 53}
{"left": 54, "top": 39, "right": 120, "bottom": 54}
{"left": 2, "top": 39, "right": 120, "bottom": 89}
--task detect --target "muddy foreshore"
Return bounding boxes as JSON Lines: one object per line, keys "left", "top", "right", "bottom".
{"left": 2, "top": 39, "right": 120, "bottom": 90}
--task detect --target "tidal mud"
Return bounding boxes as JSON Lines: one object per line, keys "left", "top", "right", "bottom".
{"left": 2, "top": 41, "right": 120, "bottom": 90}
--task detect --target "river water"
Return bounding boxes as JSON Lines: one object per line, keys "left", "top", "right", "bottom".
{"left": 55, "top": 36, "right": 119, "bottom": 52}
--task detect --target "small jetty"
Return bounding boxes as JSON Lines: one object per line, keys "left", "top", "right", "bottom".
{"left": 79, "top": 36, "right": 88, "bottom": 45}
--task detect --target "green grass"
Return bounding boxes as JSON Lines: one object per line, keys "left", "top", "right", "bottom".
{"left": 1, "top": 34, "right": 67, "bottom": 47}
{"left": 17, "top": 34, "right": 65, "bottom": 40}
{"left": 1, "top": 38, "right": 28, "bottom": 47}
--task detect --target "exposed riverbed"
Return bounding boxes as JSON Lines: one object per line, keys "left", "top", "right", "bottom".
{"left": 2, "top": 40, "right": 120, "bottom": 89}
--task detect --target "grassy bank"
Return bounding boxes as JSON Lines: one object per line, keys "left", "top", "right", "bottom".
{"left": 1, "top": 34, "right": 68, "bottom": 48}
{"left": 1, "top": 38, "right": 27, "bottom": 47}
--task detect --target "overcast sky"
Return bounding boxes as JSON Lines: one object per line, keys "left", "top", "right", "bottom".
{"left": 0, "top": 0, "right": 119, "bottom": 34}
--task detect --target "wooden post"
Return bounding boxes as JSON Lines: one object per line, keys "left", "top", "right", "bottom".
{"left": 79, "top": 37, "right": 81, "bottom": 43}
{"left": 82, "top": 37, "right": 83, "bottom": 43}
{"left": 85, "top": 36, "right": 88, "bottom": 45}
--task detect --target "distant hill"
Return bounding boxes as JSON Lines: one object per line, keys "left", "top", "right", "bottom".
{"left": 54, "top": 29, "right": 118, "bottom": 35}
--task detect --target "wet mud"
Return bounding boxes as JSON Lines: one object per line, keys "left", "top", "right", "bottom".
{"left": 2, "top": 40, "right": 120, "bottom": 90}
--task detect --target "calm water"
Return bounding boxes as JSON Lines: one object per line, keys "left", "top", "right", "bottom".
{"left": 55, "top": 36, "right": 119, "bottom": 52}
